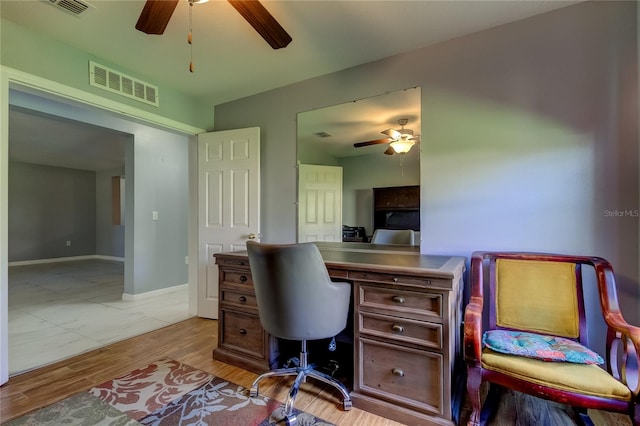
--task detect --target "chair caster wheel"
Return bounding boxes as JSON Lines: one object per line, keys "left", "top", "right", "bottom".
{"left": 249, "top": 386, "right": 259, "bottom": 397}
{"left": 285, "top": 413, "right": 298, "bottom": 426}
{"left": 343, "top": 399, "right": 352, "bottom": 411}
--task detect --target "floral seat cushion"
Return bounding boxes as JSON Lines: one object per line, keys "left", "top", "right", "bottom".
{"left": 482, "top": 330, "right": 604, "bottom": 365}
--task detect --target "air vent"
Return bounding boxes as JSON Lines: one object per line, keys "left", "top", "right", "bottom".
{"left": 89, "top": 61, "right": 159, "bottom": 107}
{"left": 47, "top": 0, "right": 94, "bottom": 16}
{"left": 313, "top": 131, "right": 333, "bottom": 138}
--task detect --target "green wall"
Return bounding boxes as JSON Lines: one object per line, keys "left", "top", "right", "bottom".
{"left": 1, "top": 18, "right": 213, "bottom": 131}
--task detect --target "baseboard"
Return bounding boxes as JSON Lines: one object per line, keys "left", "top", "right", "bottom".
{"left": 122, "top": 283, "right": 188, "bottom": 301}
{"left": 8, "top": 254, "right": 124, "bottom": 267}
{"left": 93, "top": 255, "right": 125, "bottom": 262}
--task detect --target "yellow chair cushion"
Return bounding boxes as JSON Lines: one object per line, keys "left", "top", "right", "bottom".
{"left": 496, "top": 259, "right": 579, "bottom": 338}
{"left": 481, "top": 349, "right": 631, "bottom": 401}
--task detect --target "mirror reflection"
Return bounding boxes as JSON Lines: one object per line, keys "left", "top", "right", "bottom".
{"left": 297, "top": 87, "right": 421, "bottom": 244}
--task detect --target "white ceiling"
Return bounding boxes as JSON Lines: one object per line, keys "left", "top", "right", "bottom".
{"left": 3, "top": 0, "right": 580, "bottom": 169}
{"left": 298, "top": 87, "right": 421, "bottom": 158}
{"left": 2, "top": 0, "right": 579, "bottom": 105}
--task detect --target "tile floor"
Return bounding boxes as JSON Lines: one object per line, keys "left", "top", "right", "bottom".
{"left": 7, "top": 258, "right": 192, "bottom": 375}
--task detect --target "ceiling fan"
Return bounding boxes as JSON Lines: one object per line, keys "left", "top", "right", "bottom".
{"left": 135, "top": 0, "right": 292, "bottom": 50}
{"left": 353, "top": 118, "right": 420, "bottom": 155}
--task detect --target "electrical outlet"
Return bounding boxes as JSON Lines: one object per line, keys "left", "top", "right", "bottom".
{"left": 152, "top": 211, "right": 159, "bottom": 221}
{"left": 185, "top": 256, "right": 189, "bottom": 265}
{"left": 66, "top": 240, "right": 71, "bottom": 246}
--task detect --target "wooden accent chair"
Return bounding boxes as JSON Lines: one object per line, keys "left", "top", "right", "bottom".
{"left": 464, "top": 251, "right": 640, "bottom": 425}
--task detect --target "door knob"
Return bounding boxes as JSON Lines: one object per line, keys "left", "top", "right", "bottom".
{"left": 248, "top": 233, "right": 257, "bottom": 240}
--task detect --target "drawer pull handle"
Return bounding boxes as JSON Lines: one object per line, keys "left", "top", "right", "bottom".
{"left": 392, "top": 296, "right": 405, "bottom": 304}
{"left": 393, "top": 277, "right": 398, "bottom": 283}
{"left": 238, "top": 296, "right": 247, "bottom": 303}
{"left": 392, "top": 324, "right": 404, "bottom": 333}
{"left": 239, "top": 329, "right": 247, "bottom": 335}
{"left": 392, "top": 368, "right": 405, "bottom": 377}
{"left": 240, "top": 275, "right": 248, "bottom": 282}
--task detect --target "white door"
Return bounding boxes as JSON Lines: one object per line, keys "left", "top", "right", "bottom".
{"left": 298, "top": 164, "right": 342, "bottom": 242}
{"left": 198, "top": 128, "right": 260, "bottom": 319}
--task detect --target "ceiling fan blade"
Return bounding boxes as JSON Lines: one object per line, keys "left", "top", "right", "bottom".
{"left": 384, "top": 146, "right": 395, "bottom": 155}
{"left": 353, "top": 138, "right": 391, "bottom": 148}
{"left": 135, "top": 0, "right": 179, "bottom": 35}
{"left": 227, "top": 0, "right": 292, "bottom": 49}
{"left": 381, "top": 128, "right": 401, "bottom": 139}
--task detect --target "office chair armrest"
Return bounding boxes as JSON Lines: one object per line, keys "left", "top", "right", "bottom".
{"left": 464, "top": 296, "right": 484, "bottom": 363}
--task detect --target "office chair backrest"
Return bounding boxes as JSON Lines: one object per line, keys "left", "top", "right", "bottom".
{"left": 371, "top": 229, "right": 414, "bottom": 245}
{"left": 246, "top": 241, "right": 350, "bottom": 341}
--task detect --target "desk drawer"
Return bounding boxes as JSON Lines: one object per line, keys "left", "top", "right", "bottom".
{"left": 221, "top": 269, "right": 253, "bottom": 287}
{"left": 350, "top": 271, "right": 445, "bottom": 288}
{"left": 357, "top": 337, "right": 444, "bottom": 416}
{"left": 358, "top": 284, "right": 442, "bottom": 320}
{"left": 221, "top": 288, "right": 257, "bottom": 308}
{"left": 220, "top": 309, "right": 264, "bottom": 358}
{"left": 328, "top": 268, "right": 348, "bottom": 279}
{"left": 359, "top": 311, "right": 442, "bottom": 350}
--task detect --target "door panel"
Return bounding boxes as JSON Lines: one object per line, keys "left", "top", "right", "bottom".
{"left": 198, "top": 128, "right": 260, "bottom": 319}
{"left": 298, "top": 164, "right": 342, "bottom": 243}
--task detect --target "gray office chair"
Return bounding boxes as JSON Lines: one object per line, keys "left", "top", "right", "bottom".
{"left": 246, "top": 241, "right": 353, "bottom": 426}
{"left": 370, "top": 228, "right": 414, "bottom": 245}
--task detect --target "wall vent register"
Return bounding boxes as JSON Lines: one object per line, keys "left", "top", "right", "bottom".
{"left": 46, "top": 0, "right": 94, "bottom": 17}
{"left": 89, "top": 61, "right": 160, "bottom": 107}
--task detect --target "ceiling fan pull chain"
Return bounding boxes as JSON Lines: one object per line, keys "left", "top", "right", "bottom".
{"left": 188, "top": 0, "right": 194, "bottom": 73}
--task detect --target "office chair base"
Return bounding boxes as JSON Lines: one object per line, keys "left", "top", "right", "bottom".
{"left": 249, "top": 366, "right": 352, "bottom": 426}
{"left": 249, "top": 367, "right": 352, "bottom": 403}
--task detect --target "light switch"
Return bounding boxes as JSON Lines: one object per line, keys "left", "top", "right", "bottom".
{"left": 152, "top": 211, "right": 159, "bottom": 221}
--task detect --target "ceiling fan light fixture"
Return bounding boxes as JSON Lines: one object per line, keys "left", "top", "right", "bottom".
{"left": 390, "top": 139, "right": 415, "bottom": 154}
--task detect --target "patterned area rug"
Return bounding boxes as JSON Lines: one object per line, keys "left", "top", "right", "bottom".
{"left": 5, "top": 358, "right": 334, "bottom": 426}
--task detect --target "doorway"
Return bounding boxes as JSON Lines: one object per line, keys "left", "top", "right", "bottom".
{"left": 1, "top": 71, "right": 200, "bottom": 382}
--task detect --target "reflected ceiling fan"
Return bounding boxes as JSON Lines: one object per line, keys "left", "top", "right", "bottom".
{"left": 353, "top": 118, "right": 419, "bottom": 155}
{"left": 135, "top": 0, "right": 292, "bottom": 49}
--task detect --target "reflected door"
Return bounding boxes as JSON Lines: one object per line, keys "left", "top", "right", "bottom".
{"left": 198, "top": 128, "right": 260, "bottom": 319}
{"left": 298, "top": 164, "right": 342, "bottom": 242}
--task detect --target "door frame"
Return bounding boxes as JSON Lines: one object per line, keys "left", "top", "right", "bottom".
{"left": 0, "top": 66, "right": 205, "bottom": 385}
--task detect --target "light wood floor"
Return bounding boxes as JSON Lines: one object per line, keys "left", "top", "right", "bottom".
{"left": 0, "top": 317, "right": 403, "bottom": 425}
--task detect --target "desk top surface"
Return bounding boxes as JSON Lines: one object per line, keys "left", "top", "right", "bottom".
{"left": 215, "top": 241, "right": 466, "bottom": 279}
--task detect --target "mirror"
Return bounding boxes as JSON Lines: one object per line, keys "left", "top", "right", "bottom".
{"left": 297, "top": 87, "right": 421, "bottom": 243}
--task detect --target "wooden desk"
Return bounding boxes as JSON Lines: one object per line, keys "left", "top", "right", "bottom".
{"left": 213, "top": 242, "right": 466, "bottom": 426}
